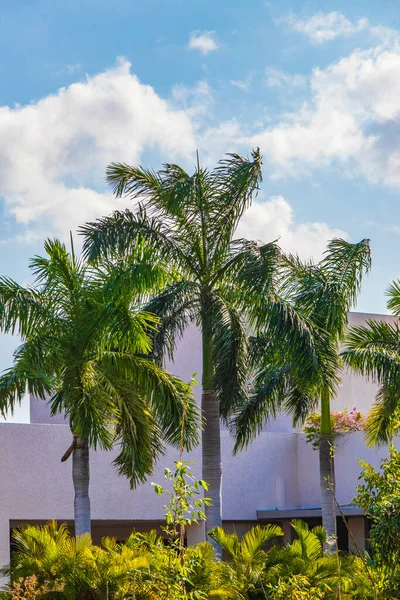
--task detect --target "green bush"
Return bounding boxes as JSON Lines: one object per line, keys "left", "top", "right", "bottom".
{"left": 1, "top": 519, "right": 381, "bottom": 600}
{"left": 0, "top": 457, "right": 381, "bottom": 600}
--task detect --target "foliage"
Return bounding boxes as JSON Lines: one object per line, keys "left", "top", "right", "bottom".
{"left": 8, "top": 576, "right": 47, "bottom": 600}
{"left": 267, "top": 575, "right": 326, "bottom": 600}
{"left": 209, "top": 523, "right": 284, "bottom": 598}
{"left": 150, "top": 425, "right": 212, "bottom": 599}
{"left": 0, "top": 239, "right": 199, "bottom": 486}
{"left": 152, "top": 394, "right": 210, "bottom": 552}
{"left": 304, "top": 407, "right": 366, "bottom": 448}
{"left": 343, "top": 280, "right": 400, "bottom": 446}
{"left": 231, "top": 237, "right": 371, "bottom": 548}
{"left": 232, "top": 238, "right": 371, "bottom": 448}
{"left": 152, "top": 460, "right": 210, "bottom": 546}
{"left": 2, "top": 518, "right": 383, "bottom": 600}
{"left": 209, "top": 519, "right": 370, "bottom": 600}
{"left": 80, "top": 150, "right": 316, "bottom": 535}
{"left": 353, "top": 446, "right": 400, "bottom": 596}
{"left": 81, "top": 150, "right": 267, "bottom": 420}
{"left": 3, "top": 520, "right": 217, "bottom": 600}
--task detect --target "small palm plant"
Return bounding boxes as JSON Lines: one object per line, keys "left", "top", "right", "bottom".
{"left": 264, "top": 521, "right": 338, "bottom": 588}
{"left": 5, "top": 521, "right": 151, "bottom": 600}
{"left": 0, "top": 239, "right": 199, "bottom": 535}
{"left": 209, "top": 524, "right": 284, "bottom": 597}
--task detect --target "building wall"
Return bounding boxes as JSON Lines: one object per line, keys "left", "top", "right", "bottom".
{"left": 1, "top": 311, "right": 398, "bottom": 570}
{"left": 0, "top": 425, "right": 395, "bottom": 569}
{"left": 0, "top": 423, "right": 299, "bottom": 568}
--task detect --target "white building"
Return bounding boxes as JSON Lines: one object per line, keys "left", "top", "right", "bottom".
{"left": 0, "top": 312, "right": 397, "bottom": 569}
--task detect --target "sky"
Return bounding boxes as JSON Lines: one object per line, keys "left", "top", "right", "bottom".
{"left": 1, "top": 0, "right": 400, "bottom": 394}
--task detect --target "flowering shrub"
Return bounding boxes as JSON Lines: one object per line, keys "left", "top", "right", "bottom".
{"left": 8, "top": 576, "right": 48, "bottom": 600}
{"left": 304, "top": 407, "right": 366, "bottom": 448}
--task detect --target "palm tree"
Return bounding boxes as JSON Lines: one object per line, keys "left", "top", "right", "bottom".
{"left": 233, "top": 239, "right": 371, "bottom": 552}
{"left": 80, "top": 150, "right": 268, "bottom": 536}
{"left": 0, "top": 239, "right": 199, "bottom": 536}
{"left": 342, "top": 280, "right": 400, "bottom": 445}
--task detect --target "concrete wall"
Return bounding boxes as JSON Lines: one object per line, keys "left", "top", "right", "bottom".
{"left": 1, "top": 311, "right": 398, "bottom": 570}
{"left": 296, "top": 431, "right": 393, "bottom": 508}
{"left": 0, "top": 423, "right": 299, "bottom": 568}
{"left": 0, "top": 423, "right": 396, "bottom": 569}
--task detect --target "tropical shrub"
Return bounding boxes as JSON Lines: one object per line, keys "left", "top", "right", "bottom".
{"left": 2, "top": 519, "right": 382, "bottom": 600}
{"left": 267, "top": 575, "right": 326, "bottom": 600}
{"left": 0, "top": 456, "right": 380, "bottom": 600}
{"left": 353, "top": 446, "right": 400, "bottom": 598}
{"left": 3, "top": 522, "right": 220, "bottom": 600}
{"left": 209, "top": 523, "right": 284, "bottom": 598}
{"left": 3, "top": 521, "right": 151, "bottom": 600}
{"left": 8, "top": 576, "right": 47, "bottom": 600}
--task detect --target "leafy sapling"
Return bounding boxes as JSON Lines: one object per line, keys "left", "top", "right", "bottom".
{"left": 151, "top": 384, "right": 211, "bottom": 597}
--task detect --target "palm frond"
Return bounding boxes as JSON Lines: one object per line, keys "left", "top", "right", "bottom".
{"left": 232, "top": 365, "right": 290, "bottom": 452}
{"left": 0, "top": 278, "right": 52, "bottom": 338}
{"left": 240, "top": 524, "right": 283, "bottom": 559}
{"left": 290, "top": 520, "right": 323, "bottom": 562}
{"left": 144, "top": 281, "right": 199, "bottom": 363}
{"left": 283, "top": 387, "right": 319, "bottom": 427}
{"left": 290, "top": 238, "right": 371, "bottom": 337}
{"left": 100, "top": 352, "right": 200, "bottom": 450}
{"left": 364, "top": 383, "right": 400, "bottom": 445}
{"left": 81, "top": 207, "right": 198, "bottom": 277}
{"left": 386, "top": 279, "right": 400, "bottom": 316}
{"left": 208, "top": 528, "right": 239, "bottom": 559}
{"left": 343, "top": 320, "right": 400, "bottom": 383}
{"left": 209, "top": 149, "right": 263, "bottom": 261}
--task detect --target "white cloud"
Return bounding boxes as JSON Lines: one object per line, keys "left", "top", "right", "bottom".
{"left": 251, "top": 43, "right": 400, "bottom": 186}
{"left": 0, "top": 58, "right": 198, "bottom": 237}
{"left": 280, "top": 11, "right": 368, "bottom": 44}
{"left": 188, "top": 31, "right": 219, "bottom": 55}
{"left": 172, "top": 80, "right": 213, "bottom": 117}
{"left": 236, "top": 195, "right": 348, "bottom": 260}
{"left": 265, "top": 67, "right": 307, "bottom": 88}
{"left": 196, "top": 118, "right": 247, "bottom": 167}
{"left": 230, "top": 79, "right": 250, "bottom": 91}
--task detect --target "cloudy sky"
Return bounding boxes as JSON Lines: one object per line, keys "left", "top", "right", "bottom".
{"left": 1, "top": 0, "right": 400, "bottom": 386}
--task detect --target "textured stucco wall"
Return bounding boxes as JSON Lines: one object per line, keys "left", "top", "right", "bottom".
{"left": 0, "top": 423, "right": 396, "bottom": 569}
{"left": 295, "top": 431, "right": 396, "bottom": 508}
{"left": 1, "top": 311, "right": 398, "bottom": 572}
{"left": 0, "top": 423, "right": 300, "bottom": 569}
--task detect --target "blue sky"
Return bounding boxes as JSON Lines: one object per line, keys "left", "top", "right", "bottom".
{"left": 1, "top": 0, "right": 400, "bottom": 379}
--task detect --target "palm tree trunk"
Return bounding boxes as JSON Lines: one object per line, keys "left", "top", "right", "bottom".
{"left": 201, "top": 317, "right": 222, "bottom": 544}
{"left": 72, "top": 435, "right": 91, "bottom": 536}
{"left": 319, "top": 389, "right": 336, "bottom": 554}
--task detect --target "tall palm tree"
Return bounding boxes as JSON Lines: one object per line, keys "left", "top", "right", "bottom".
{"left": 0, "top": 239, "right": 199, "bottom": 536}
{"left": 343, "top": 280, "right": 400, "bottom": 445}
{"left": 233, "top": 239, "right": 371, "bottom": 552}
{"left": 80, "top": 149, "right": 288, "bottom": 536}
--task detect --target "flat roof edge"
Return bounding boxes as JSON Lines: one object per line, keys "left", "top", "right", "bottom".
{"left": 257, "top": 507, "right": 364, "bottom": 519}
